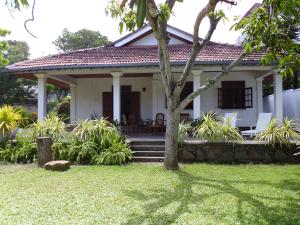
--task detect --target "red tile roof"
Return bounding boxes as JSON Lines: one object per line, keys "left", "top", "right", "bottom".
{"left": 6, "top": 43, "right": 263, "bottom": 73}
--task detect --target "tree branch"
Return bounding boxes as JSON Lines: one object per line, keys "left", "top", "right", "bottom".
{"left": 177, "top": 51, "right": 247, "bottom": 111}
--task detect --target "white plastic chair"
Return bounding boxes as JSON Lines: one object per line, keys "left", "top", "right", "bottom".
{"left": 224, "top": 113, "right": 238, "bottom": 127}
{"left": 241, "top": 113, "right": 272, "bottom": 138}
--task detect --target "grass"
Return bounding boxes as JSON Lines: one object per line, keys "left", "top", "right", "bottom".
{"left": 0, "top": 162, "right": 299, "bottom": 225}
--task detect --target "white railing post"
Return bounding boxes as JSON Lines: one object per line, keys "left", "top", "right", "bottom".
{"left": 193, "top": 70, "right": 203, "bottom": 119}
{"left": 35, "top": 74, "right": 47, "bottom": 121}
{"left": 111, "top": 72, "right": 123, "bottom": 122}
{"left": 273, "top": 70, "right": 283, "bottom": 122}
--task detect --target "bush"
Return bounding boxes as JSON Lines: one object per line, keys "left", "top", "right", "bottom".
{"left": 32, "top": 114, "right": 67, "bottom": 141}
{"left": 94, "top": 141, "right": 132, "bottom": 165}
{"left": 15, "top": 107, "right": 35, "bottom": 128}
{"left": 194, "top": 112, "right": 243, "bottom": 142}
{"left": 0, "top": 105, "right": 21, "bottom": 137}
{"left": 178, "top": 121, "right": 192, "bottom": 142}
{"left": 68, "top": 119, "right": 132, "bottom": 165}
{"left": 0, "top": 116, "right": 132, "bottom": 165}
{"left": 256, "top": 118, "right": 300, "bottom": 146}
{"left": 0, "top": 129, "right": 37, "bottom": 163}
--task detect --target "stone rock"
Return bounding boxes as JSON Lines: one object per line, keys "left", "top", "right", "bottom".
{"left": 274, "top": 150, "right": 287, "bottom": 162}
{"left": 44, "top": 160, "right": 71, "bottom": 171}
{"left": 221, "top": 151, "right": 234, "bottom": 163}
{"left": 181, "top": 151, "right": 195, "bottom": 162}
{"left": 196, "top": 150, "right": 205, "bottom": 161}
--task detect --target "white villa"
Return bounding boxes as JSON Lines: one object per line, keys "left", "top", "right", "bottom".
{"left": 6, "top": 24, "right": 283, "bottom": 129}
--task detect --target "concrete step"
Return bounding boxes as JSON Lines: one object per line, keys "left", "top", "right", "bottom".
{"left": 133, "top": 156, "right": 164, "bottom": 162}
{"left": 131, "top": 145, "right": 165, "bottom": 151}
{"left": 133, "top": 151, "right": 165, "bottom": 157}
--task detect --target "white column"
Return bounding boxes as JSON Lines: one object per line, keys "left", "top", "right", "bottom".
{"left": 152, "top": 78, "right": 159, "bottom": 120}
{"left": 70, "top": 84, "right": 77, "bottom": 124}
{"left": 35, "top": 74, "right": 47, "bottom": 121}
{"left": 256, "top": 78, "right": 263, "bottom": 114}
{"left": 274, "top": 71, "right": 283, "bottom": 122}
{"left": 193, "top": 70, "right": 203, "bottom": 119}
{"left": 111, "top": 72, "right": 123, "bottom": 122}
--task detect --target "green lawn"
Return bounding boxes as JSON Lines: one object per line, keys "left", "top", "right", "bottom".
{"left": 0, "top": 163, "right": 299, "bottom": 225}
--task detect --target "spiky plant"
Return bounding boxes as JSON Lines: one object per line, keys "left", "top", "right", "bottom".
{"left": 194, "top": 112, "right": 243, "bottom": 142}
{"left": 178, "top": 121, "right": 192, "bottom": 142}
{"left": 221, "top": 119, "right": 244, "bottom": 142}
{"left": 32, "top": 114, "right": 66, "bottom": 141}
{"left": 193, "top": 112, "right": 223, "bottom": 142}
{"left": 0, "top": 105, "right": 21, "bottom": 136}
{"left": 256, "top": 118, "right": 300, "bottom": 146}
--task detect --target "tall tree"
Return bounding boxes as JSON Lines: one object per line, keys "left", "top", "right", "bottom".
{"left": 0, "top": 40, "right": 36, "bottom": 104}
{"left": 53, "top": 28, "right": 111, "bottom": 52}
{"left": 107, "top": 0, "right": 300, "bottom": 170}
{"left": 0, "top": 0, "right": 29, "bottom": 66}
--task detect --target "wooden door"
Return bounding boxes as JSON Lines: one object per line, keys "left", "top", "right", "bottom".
{"left": 103, "top": 92, "right": 113, "bottom": 121}
{"left": 130, "top": 92, "right": 140, "bottom": 119}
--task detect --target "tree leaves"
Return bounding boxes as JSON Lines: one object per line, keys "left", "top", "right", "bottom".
{"left": 136, "top": 0, "right": 146, "bottom": 28}
{"left": 53, "top": 28, "right": 110, "bottom": 52}
{"left": 235, "top": 0, "right": 300, "bottom": 77}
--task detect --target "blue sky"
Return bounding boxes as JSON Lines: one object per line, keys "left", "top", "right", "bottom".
{"left": 0, "top": 0, "right": 262, "bottom": 58}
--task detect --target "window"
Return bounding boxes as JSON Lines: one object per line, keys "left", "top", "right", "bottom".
{"left": 218, "top": 81, "right": 252, "bottom": 109}
{"left": 165, "top": 82, "right": 193, "bottom": 109}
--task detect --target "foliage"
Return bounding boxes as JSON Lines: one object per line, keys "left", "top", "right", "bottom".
{"left": 0, "top": 116, "right": 132, "bottom": 165}
{"left": 256, "top": 118, "right": 300, "bottom": 147}
{"left": 0, "top": 129, "right": 36, "bottom": 163}
{"left": 15, "top": 107, "right": 35, "bottom": 128}
{"left": 0, "top": 40, "right": 36, "bottom": 105}
{"left": 53, "top": 28, "right": 110, "bottom": 52}
{"left": 57, "top": 96, "right": 70, "bottom": 123}
{"left": 0, "top": 29, "right": 10, "bottom": 66}
{"left": 32, "top": 114, "right": 67, "bottom": 141}
{"left": 0, "top": 105, "right": 21, "bottom": 136}
{"left": 68, "top": 118, "right": 131, "bottom": 165}
{"left": 194, "top": 112, "right": 243, "bottom": 142}
{"left": 1, "top": 0, "right": 29, "bottom": 66}
{"left": 95, "top": 141, "right": 132, "bottom": 165}
{"left": 235, "top": 0, "right": 300, "bottom": 77}
{"left": 178, "top": 121, "right": 192, "bottom": 142}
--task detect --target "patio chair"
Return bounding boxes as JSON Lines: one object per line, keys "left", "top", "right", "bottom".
{"left": 151, "top": 113, "right": 166, "bottom": 133}
{"left": 224, "top": 113, "right": 238, "bottom": 127}
{"left": 241, "top": 113, "right": 272, "bottom": 138}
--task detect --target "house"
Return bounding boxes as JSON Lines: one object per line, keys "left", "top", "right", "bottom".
{"left": 6, "top": 24, "right": 283, "bottom": 128}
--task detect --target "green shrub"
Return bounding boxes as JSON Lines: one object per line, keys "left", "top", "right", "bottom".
{"left": 68, "top": 118, "right": 131, "bottom": 165}
{"left": 32, "top": 114, "right": 67, "bottom": 141}
{"left": 0, "top": 116, "right": 132, "bottom": 165}
{"left": 94, "top": 141, "right": 132, "bottom": 165}
{"left": 178, "top": 121, "right": 192, "bottom": 142}
{"left": 256, "top": 118, "right": 300, "bottom": 146}
{"left": 0, "top": 105, "right": 21, "bottom": 136}
{"left": 0, "top": 130, "right": 37, "bottom": 163}
{"left": 15, "top": 107, "right": 35, "bottom": 128}
{"left": 194, "top": 112, "right": 243, "bottom": 142}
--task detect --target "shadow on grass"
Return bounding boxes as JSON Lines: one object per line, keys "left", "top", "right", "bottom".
{"left": 122, "top": 169, "right": 300, "bottom": 225}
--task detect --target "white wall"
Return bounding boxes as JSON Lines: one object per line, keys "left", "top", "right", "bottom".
{"left": 130, "top": 33, "right": 186, "bottom": 46}
{"left": 264, "top": 88, "right": 300, "bottom": 125}
{"left": 154, "top": 71, "right": 260, "bottom": 127}
{"left": 75, "top": 77, "right": 152, "bottom": 120}
{"left": 75, "top": 71, "right": 260, "bottom": 127}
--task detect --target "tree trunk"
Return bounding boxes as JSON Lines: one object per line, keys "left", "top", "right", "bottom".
{"left": 164, "top": 108, "right": 180, "bottom": 170}
{"left": 37, "top": 137, "right": 53, "bottom": 167}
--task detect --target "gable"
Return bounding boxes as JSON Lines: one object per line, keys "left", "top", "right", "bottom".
{"left": 130, "top": 32, "right": 186, "bottom": 46}
{"left": 113, "top": 24, "right": 193, "bottom": 47}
